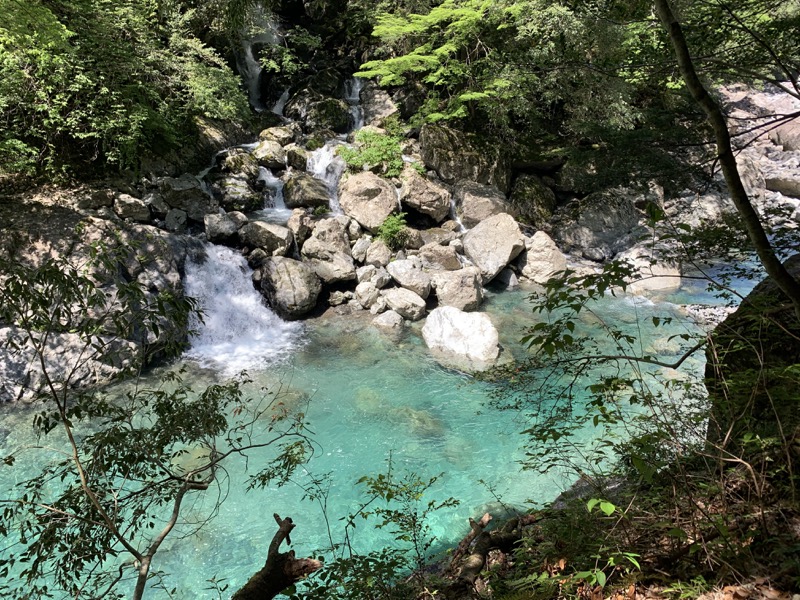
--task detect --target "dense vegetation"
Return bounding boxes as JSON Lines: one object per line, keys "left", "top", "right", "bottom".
{"left": 1, "top": 0, "right": 799, "bottom": 598}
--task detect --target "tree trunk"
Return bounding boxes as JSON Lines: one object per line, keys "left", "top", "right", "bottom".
{"left": 232, "top": 514, "right": 322, "bottom": 600}
{"left": 654, "top": 0, "right": 800, "bottom": 319}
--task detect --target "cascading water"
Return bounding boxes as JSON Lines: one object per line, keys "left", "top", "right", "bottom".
{"left": 236, "top": 16, "right": 281, "bottom": 111}
{"left": 183, "top": 245, "right": 303, "bottom": 374}
{"left": 344, "top": 77, "right": 365, "bottom": 131}
{"left": 271, "top": 88, "right": 290, "bottom": 116}
{"left": 251, "top": 166, "right": 294, "bottom": 223}
{"left": 308, "top": 141, "right": 347, "bottom": 214}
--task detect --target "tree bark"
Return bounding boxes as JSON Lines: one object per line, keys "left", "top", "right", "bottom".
{"left": 654, "top": 0, "right": 800, "bottom": 320}
{"left": 232, "top": 514, "right": 322, "bottom": 600}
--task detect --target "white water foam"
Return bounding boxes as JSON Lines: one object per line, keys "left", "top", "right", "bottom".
{"left": 344, "top": 77, "right": 365, "bottom": 130}
{"left": 184, "top": 245, "right": 303, "bottom": 374}
{"left": 307, "top": 140, "right": 347, "bottom": 214}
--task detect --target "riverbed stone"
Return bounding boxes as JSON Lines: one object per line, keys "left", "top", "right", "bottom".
{"left": 765, "top": 176, "right": 800, "bottom": 198}
{"left": 362, "top": 81, "right": 399, "bottom": 127}
{"left": 422, "top": 306, "right": 500, "bottom": 366}
{"left": 239, "top": 221, "right": 293, "bottom": 256}
{"left": 287, "top": 209, "right": 313, "bottom": 245}
{"left": 259, "top": 256, "right": 321, "bottom": 319}
{"left": 204, "top": 213, "right": 242, "bottom": 245}
{"left": 284, "top": 172, "right": 330, "bottom": 209}
{"left": 618, "top": 245, "right": 682, "bottom": 295}
{"left": 365, "top": 239, "right": 392, "bottom": 267}
{"left": 114, "top": 194, "right": 150, "bottom": 222}
{"left": 355, "top": 281, "right": 380, "bottom": 309}
{"left": 420, "top": 228, "right": 458, "bottom": 246}
{"left": 338, "top": 172, "right": 398, "bottom": 233}
{"left": 372, "top": 309, "right": 404, "bottom": 330}
{"left": 352, "top": 236, "right": 372, "bottom": 263}
{"left": 382, "top": 287, "right": 427, "bottom": 321}
{"left": 454, "top": 180, "right": 510, "bottom": 229}
{"left": 258, "top": 125, "right": 297, "bottom": 146}
{"left": 164, "top": 209, "right": 188, "bottom": 233}
{"left": 386, "top": 259, "right": 431, "bottom": 299}
{"left": 160, "top": 175, "right": 218, "bottom": 222}
{"left": 400, "top": 166, "right": 451, "bottom": 222}
{"left": 418, "top": 242, "right": 462, "bottom": 271}
{"left": 431, "top": 267, "right": 484, "bottom": 311}
{"left": 509, "top": 174, "right": 556, "bottom": 229}
{"left": 251, "top": 140, "right": 286, "bottom": 169}
{"left": 462, "top": 213, "right": 525, "bottom": 283}
{"left": 517, "top": 231, "right": 567, "bottom": 284}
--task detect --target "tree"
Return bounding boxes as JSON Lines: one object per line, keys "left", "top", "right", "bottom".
{"left": 0, "top": 240, "right": 314, "bottom": 600}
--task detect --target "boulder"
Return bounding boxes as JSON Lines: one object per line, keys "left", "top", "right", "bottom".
{"left": 287, "top": 209, "right": 313, "bottom": 245}
{"left": 420, "top": 228, "right": 458, "bottom": 246}
{"left": 239, "top": 221, "right": 293, "bottom": 256}
{"left": 422, "top": 306, "right": 500, "bottom": 367}
{"left": 373, "top": 309, "right": 404, "bottom": 330}
{"left": 251, "top": 140, "right": 287, "bottom": 169}
{"left": 259, "top": 257, "right": 321, "bottom": 319}
{"left": 338, "top": 172, "right": 398, "bottom": 232}
{"left": 462, "top": 213, "right": 525, "bottom": 283}
{"left": 552, "top": 188, "right": 644, "bottom": 256}
{"left": 306, "top": 217, "right": 351, "bottom": 255}
{"left": 258, "top": 125, "right": 297, "bottom": 146}
{"left": 419, "top": 124, "right": 511, "bottom": 193}
{"left": 431, "top": 267, "right": 484, "bottom": 311}
{"left": 355, "top": 281, "right": 381, "bottom": 309}
{"left": 382, "top": 287, "right": 427, "bottom": 321}
{"left": 356, "top": 264, "right": 392, "bottom": 288}
{"left": 284, "top": 173, "right": 331, "bottom": 209}
{"left": 143, "top": 192, "right": 169, "bottom": 219}
{"left": 219, "top": 149, "right": 259, "bottom": 177}
{"left": 78, "top": 189, "right": 114, "bottom": 210}
{"left": 765, "top": 176, "right": 800, "bottom": 198}
{"left": 285, "top": 144, "right": 308, "bottom": 170}
{"left": 618, "top": 245, "right": 681, "bottom": 295}
{"left": 769, "top": 119, "right": 800, "bottom": 151}
{"left": 160, "top": 175, "right": 218, "bottom": 222}
{"left": 386, "top": 259, "right": 431, "bottom": 299}
{"left": 418, "top": 242, "right": 462, "bottom": 271}
{"left": 362, "top": 81, "right": 399, "bottom": 127}
{"left": 399, "top": 166, "right": 451, "bottom": 222}
{"left": 509, "top": 174, "right": 556, "bottom": 229}
{"left": 365, "top": 239, "right": 392, "bottom": 267}
{"left": 164, "top": 209, "right": 188, "bottom": 233}
{"left": 351, "top": 236, "right": 372, "bottom": 263}
{"left": 517, "top": 231, "right": 567, "bottom": 284}
{"left": 204, "top": 213, "right": 243, "bottom": 245}
{"left": 213, "top": 174, "right": 263, "bottom": 212}
{"left": 454, "top": 180, "right": 510, "bottom": 229}
{"left": 114, "top": 194, "right": 150, "bottom": 222}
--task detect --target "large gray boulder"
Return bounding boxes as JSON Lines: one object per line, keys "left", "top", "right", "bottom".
{"left": 251, "top": 140, "right": 286, "bottom": 169}
{"left": 462, "top": 213, "right": 525, "bottom": 283}
{"left": 765, "top": 176, "right": 800, "bottom": 198}
{"left": 300, "top": 220, "right": 356, "bottom": 284}
{"left": 204, "top": 212, "right": 246, "bottom": 245}
{"left": 160, "top": 175, "right": 218, "bottom": 222}
{"left": 418, "top": 242, "right": 462, "bottom": 271}
{"left": 422, "top": 306, "right": 500, "bottom": 367}
{"left": 259, "top": 257, "right": 321, "bottom": 319}
{"left": 382, "top": 287, "right": 427, "bottom": 321}
{"left": 114, "top": 194, "right": 150, "bottom": 222}
{"left": 306, "top": 217, "right": 351, "bottom": 255}
{"left": 618, "top": 245, "right": 681, "bottom": 295}
{"left": 258, "top": 125, "right": 298, "bottom": 146}
{"left": 454, "top": 180, "right": 510, "bottom": 229}
{"left": 213, "top": 174, "right": 263, "bottom": 213}
{"left": 284, "top": 173, "right": 331, "bottom": 209}
{"left": 365, "top": 240, "right": 392, "bottom": 267}
{"left": 362, "top": 81, "right": 399, "bottom": 127}
{"left": 338, "top": 172, "right": 398, "bottom": 232}
{"left": 386, "top": 258, "right": 431, "bottom": 299}
{"left": 399, "top": 166, "right": 451, "bottom": 222}
{"left": 419, "top": 124, "right": 510, "bottom": 193}
{"left": 239, "top": 221, "right": 293, "bottom": 256}
{"left": 431, "top": 267, "right": 484, "bottom": 311}
{"left": 552, "top": 188, "right": 644, "bottom": 257}
{"left": 509, "top": 174, "right": 556, "bottom": 229}
{"left": 516, "top": 231, "right": 567, "bottom": 284}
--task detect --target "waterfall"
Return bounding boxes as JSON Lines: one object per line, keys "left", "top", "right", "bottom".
{"left": 235, "top": 16, "right": 281, "bottom": 111}
{"left": 271, "top": 88, "right": 290, "bottom": 117}
{"left": 252, "top": 167, "right": 294, "bottom": 223}
{"left": 344, "top": 77, "right": 365, "bottom": 131}
{"left": 184, "top": 245, "right": 303, "bottom": 374}
{"left": 307, "top": 141, "right": 347, "bottom": 214}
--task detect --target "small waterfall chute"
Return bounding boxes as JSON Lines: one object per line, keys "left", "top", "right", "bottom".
{"left": 184, "top": 245, "right": 303, "bottom": 374}
{"left": 307, "top": 141, "right": 347, "bottom": 214}
{"left": 251, "top": 167, "right": 294, "bottom": 223}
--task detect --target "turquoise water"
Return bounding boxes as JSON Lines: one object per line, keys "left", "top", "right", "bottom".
{"left": 0, "top": 250, "right": 716, "bottom": 598}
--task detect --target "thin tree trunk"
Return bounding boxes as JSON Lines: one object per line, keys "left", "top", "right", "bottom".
{"left": 654, "top": 0, "right": 800, "bottom": 319}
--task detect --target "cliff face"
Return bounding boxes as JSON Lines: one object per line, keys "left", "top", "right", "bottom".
{"left": 705, "top": 254, "right": 800, "bottom": 448}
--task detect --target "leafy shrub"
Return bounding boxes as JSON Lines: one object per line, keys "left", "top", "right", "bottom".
{"left": 377, "top": 213, "right": 409, "bottom": 250}
{"left": 338, "top": 129, "right": 405, "bottom": 178}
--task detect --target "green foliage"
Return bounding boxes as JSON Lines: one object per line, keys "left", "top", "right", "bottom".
{"left": 0, "top": 0, "right": 253, "bottom": 177}
{"left": 337, "top": 127, "right": 406, "bottom": 177}
{"left": 376, "top": 212, "right": 410, "bottom": 250}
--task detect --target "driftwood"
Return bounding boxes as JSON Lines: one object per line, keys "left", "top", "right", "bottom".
{"left": 232, "top": 514, "right": 322, "bottom": 600}
{"left": 443, "top": 513, "right": 540, "bottom": 598}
